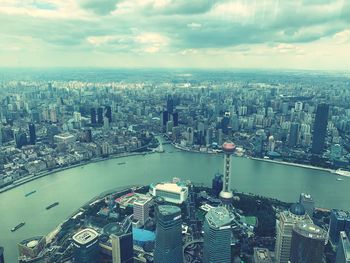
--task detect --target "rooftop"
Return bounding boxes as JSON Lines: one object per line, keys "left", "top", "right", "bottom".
{"left": 254, "top": 247, "right": 272, "bottom": 262}
{"left": 339, "top": 231, "right": 350, "bottom": 260}
{"left": 294, "top": 222, "right": 327, "bottom": 240}
{"left": 153, "top": 182, "right": 187, "bottom": 193}
{"left": 158, "top": 205, "right": 181, "bottom": 216}
{"left": 206, "top": 206, "right": 232, "bottom": 229}
{"left": 72, "top": 228, "right": 99, "bottom": 245}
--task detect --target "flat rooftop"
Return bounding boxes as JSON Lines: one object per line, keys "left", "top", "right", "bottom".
{"left": 206, "top": 206, "right": 231, "bottom": 229}
{"left": 72, "top": 228, "right": 98, "bottom": 245}
{"left": 254, "top": 247, "right": 272, "bottom": 262}
{"left": 294, "top": 223, "right": 327, "bottom": 240}
{"left": 153, "top": 182, "right": 187, "bottom": 193}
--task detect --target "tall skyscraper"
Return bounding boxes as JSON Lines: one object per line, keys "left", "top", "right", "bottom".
{"left": 336, "top": 231, "right": 350, "bottom": 263}
{"left": 275, "top": 203, "right": 312, "bottom": 263}
{"left": 289, "top": 123, "right": 299, "bottom": 147}
{"left": 311, "top": 103, "right": 329, "bottom": 154}
{"left": 167, "top": 96, "right": 174, "bottom": 114}
{"left": 111, "top": 223, "right": 133, "bottom": 263}
{"left": 172, "top": 112, "right": 179, "bottom": 127}
{"left": 28, "top": 123, "right": 36, "bottom": 145}
{"left": 289, "top": 222, "right": 327, "bottom": 263}
{"left": 90, "top": 108, "right": 97, "bottom": 125}
{"left": 105, "top": 106, "right": 112, "bottom": 123}
{"left": 72, "top": 228, "right": 99, "bottom": 263}
{"left": 220, "top": 142, "right": 236, "bottom": 207}
{"left": 203, "top": 206, "right": 232, "bottom": 263}
{"left": 212, "top": 173, "right": 223, "bottom": 198}
{"left": 97, "top": 107, "right": 104, "bottom": 125}
{"left": 154, "top": 205, "right": 183, "bottom": 263}
{"left": 161, "top": 110, "right": 169, "bottom": 127}
{"left": 0, "top": 247, "right": 4, "bottom": 263}
{"left": 0, "top": 122, "right": 3, "bottom": 146}
{"left": 329, "top": 209, "right": 350, "bottom": 245}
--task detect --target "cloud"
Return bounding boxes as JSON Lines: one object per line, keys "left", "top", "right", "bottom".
{"left": 78, "top": 0, "right": 120, "bottom": 15}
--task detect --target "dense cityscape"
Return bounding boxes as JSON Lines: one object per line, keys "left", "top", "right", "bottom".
{"left": 0, "top": 70, "right": 350, "bottom": 263}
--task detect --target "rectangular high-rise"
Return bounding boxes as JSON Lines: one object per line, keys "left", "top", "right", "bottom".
{"left": 133, "top": 196, "right": 152, "bottom": 226}
{"left": 336, "top": 231, "right": 350, "bottom": 263}
{"left": 28, "top": 123, "right": 36, "bottom": 145}
{"left": 311, "top": 103, "right": 329, "bottom": 154}
{"left": 329, "top": 209, "right": 350, "bottom": 245}
{"left": 111, "top": 231, "right": 133, "bottom": 263}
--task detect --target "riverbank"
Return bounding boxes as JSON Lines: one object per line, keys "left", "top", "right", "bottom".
{"left": 0, "top": 151, "right": 154, "bottom": 194}
{"left": 173, "top": 142, "right": 336, "bottom": 175}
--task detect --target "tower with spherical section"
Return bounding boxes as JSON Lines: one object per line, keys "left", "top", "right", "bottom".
{"left": 219, "top": 141, "right": 236, "bottom": 206}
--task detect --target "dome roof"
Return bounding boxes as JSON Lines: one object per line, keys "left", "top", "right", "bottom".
{"left": 290, "top": 202, "right": 306, "bottom": 216}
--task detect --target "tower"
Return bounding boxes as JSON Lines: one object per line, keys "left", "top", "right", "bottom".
{"left": 219, "top": 141, "right": 236, "bottom": 206}
{"left": 203, "top": 206, "right": 232, "bottom": 263}
{"left": 90, "top": 108, "right": 96, "bottom": 125}
{"left": 133, "top": 196, "right": 152, "bottom": 227}
{"left": 311, "top": 103, "right": 329, "bottom": 154}
{"left": 154, "top": 205, "right": 183, "bottom": 263}
{"left": 28, "top": 123, "right": 36, "bottom": 145}
{"left": 97, "top": 107, "right": 104, "bottom": 125}
{"left": 111, "top": 218, "right": 133, "bottom": 263}
{"left": 275, "top": 203, "right": 312, "bottom": 263}
{"left": 105, "top": 106, "right": 112, "bottom": 123}
{"left": 289, "top": 222, "right": 327, "bottom": 263}
{"left": 335, "top": 231, "right": 350, "bottom": 263}
{"left": 72, "top": 228, "right": 99, "bottom": 263}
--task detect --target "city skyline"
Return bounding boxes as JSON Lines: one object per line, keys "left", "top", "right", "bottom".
{"left": 1, "top": 0, "right": 350, "bottom": 70}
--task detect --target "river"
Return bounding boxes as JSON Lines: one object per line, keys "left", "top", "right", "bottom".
{"left": 0, "top": 145, "right": 349, "bottom": 262}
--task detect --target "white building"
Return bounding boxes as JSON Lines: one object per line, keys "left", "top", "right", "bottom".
{"left": 133, "top": 196, "right": 153, "bottom": 226}
{"left": 149, "top": 182, "right": 188, "bottom": 204}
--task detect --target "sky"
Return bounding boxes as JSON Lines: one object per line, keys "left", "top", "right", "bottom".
{"left": 0, "top": 0, "right": 350, "bottom": 70}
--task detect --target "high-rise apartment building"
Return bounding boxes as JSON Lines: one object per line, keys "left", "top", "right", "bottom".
{"left": 311, "top": 103, "right": 329, "bottom": 154}
{"left": 133, "top": 196, "right": 152, "bottom": 227}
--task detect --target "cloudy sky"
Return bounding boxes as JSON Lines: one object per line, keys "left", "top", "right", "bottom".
{"left": 0, "top": 0, "right": 349, "bottom": 70}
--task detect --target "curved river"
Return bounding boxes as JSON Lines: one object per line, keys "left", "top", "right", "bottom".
{"left": 1, "top": 145, "right": 349, "bottom": 262}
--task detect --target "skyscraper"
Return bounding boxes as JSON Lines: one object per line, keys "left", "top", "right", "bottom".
{"left": 329, "top": 209, "right": 350, "bottom": 245}
{"left": 154, "top": 205, "right": 183, "bottom": 263}
{"left": 72, "top": 228, "right": 99, "bottom": 263}
{"left": 97, "top": 107, "right": 104, "bottom": 125}
{"left": 111, "top": 224, "right": 133, "bottom": 263}
{"left": 161, "top": 110, "right": 169, "bottom": 127}
{"left": 203, "top": 206, "right": 232, "bottom": 263}
{"left": 167, "top": 96, "right": 174, "bottom": 114}
{"left": 275, "top": 203, "right": 312, "bottom": 263}
{"left": 311, "top": 103, "right": 329, "bottom": 154}
{"left": 133, "top": 196, "right": 152, "bottom": 227}
{"left": 299, "top": 193, "right": 315, "bottom": 217}
{"left": 289, "top": 222, "right": 327, "bottom": 263}
{"left": 212, "top": 173, "right": 223, "bottom": 198}
{"left": 335, "top": 231, "right": 350, "bottom": 263}
{"left": 172, "top": 112, "right": 179, "bottom": 127}
{"left": 105, "top": 106, "right": 112, "bottom": 123}
{"left": 90, "top": 108, "right": 97, "bottom": 125}
{"left": 289, "top": 123, "right": 299, "bottom": 147}
{"left": 28, "top": 123, "right": 36, "bottom": 145}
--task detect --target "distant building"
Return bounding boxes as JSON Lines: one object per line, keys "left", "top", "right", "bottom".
{"left": 97, "top": 107, "right": 104, "bottom": 124}
{"left": 105, "top": 106, "right": 112, "bottom": 123}
{"left": 0, "top": 247, "right": 4, "bottom": 263}
{"left": 299, "top": 193, "right": 315, "bottom": 217}
{"left": 72, "top": 228, "right": 99, "bottom": 263}
{"left": 28, "top": 123, "right": 36, "bottom": 145}
{"left": 203, "top": 206, "right": 232, "bottom": 263}
{"left": 172, "top": 112, "right": 179, "bottom": 126}
{"left": 289, "top": 123, "right": 299, "bottom": 147}
{"left": 133, "top": 195, "right": 153, "bottom": 226}
{"left": 275, "top": 203, "right": 312, "bottom": 263}
{"left": 336, "top": 231, "right": 350, "bottom": 263}
{"left": 90, "top": 108, "right": 97, "bottom": 125}
{"left": 289, "top": 222, "right": 327, "bottom": 263}
{"left": 149, "top": 182, "right": 188, "bottom": 204}
{"left": 311, "top": 103, "right": 329, "bottom": 154}
{"left": 154, "top": 205, "right": 183, "bottom": 263}
{"left": 14, "top": 130, "right": 28, "bottom": 148}
{"left": 212, "top": 173, "right": 223, "bottom": 198}
{"left": 54, "top": 133, "right": 76, "bottom": 144}
{"left": 253, "top": 247, "right": 272, "bottom": 263}
{"left": 329, "top": 209, "right": 350, "bottom": 245}
{"left": 161, "top": 111, "right": 169, "bottom": 128}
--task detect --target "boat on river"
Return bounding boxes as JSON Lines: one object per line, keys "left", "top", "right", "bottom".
{"left": 11, "top": 222, "right": 25, "bottom": 232}
{"left": 46, "top": 202, "right": 59, "bottom": 210}
{"left": 25, "top": 190, "right": 37, "bottom": 197}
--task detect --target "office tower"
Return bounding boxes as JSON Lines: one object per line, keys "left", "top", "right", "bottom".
{"left": 268, "top": 135, "right": 275, "bottom": 152}
{"left": 84, "top": 129, "right": 92, "bottom": 143}
{"left": 311, "top": 103, "right": 329, "bottom": 154}
{"left": 133, "top": 196, "right": 152, "bottom": 226}
{"left": 97, "top": 107, "right": 104, "bottom": 124}
{"left": 172, "top": 112, "right": 179, "bottom": 127}
{"left": 329, "top": 209, "right": 350, "bottom": 245}
{"left": 335, "top": 231, "right": 350, "bottom": 263}
{"left": 212, "top": 173, "right": 223, "bottom": 198}
{"left": 203, "top": 206, "right": 232, "bottom": 263}
{"left": 161, "top": 110, "right": 169, "bottom": 127}
{"left": 154, "top": 205, "right": 183, "bottom": 263}
{"left": 220, "top": 142, "right": 236, "bottom": 206}
{"left": 72, "top": 228, "right": 99, "bottom": 263}
{"left": 28, "top": 123, "right": 36, "bottom": 145}
{"left": 289, "top": 123, "right": 299, "bottom": 147}
{"left": 0, "top": 247, "right": 4, "bottom": 263}
{"left": 105, "top": 106, "right": 112, "bottom": 123}
{"left": 187, "top": 127, "right": 194, "bottom": 145}
{"left": 167, "top": 96, "right": 174, "bottom": 114}
{"left": 289, "top": 222, "right": 327, "bottom": 263}
{"left": 103, "top": 117, "right": 110, "bottom": 130}
{"left": 275, "top": 203, "right": 312, "bottom": 263}
{"left": 14, "top": 130, "right": 28, "bottom": 149}
{"left": 299, "top": 193, "right": 315, "bottom": 217}
{"left": 111, "top": 221, "right": 133, "bottom": 263}
{"left": 90, "top": 108, "right": 97, "bottom": 125}
{"left": 253, "top": 247, "right": 272, "bottom": 263}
